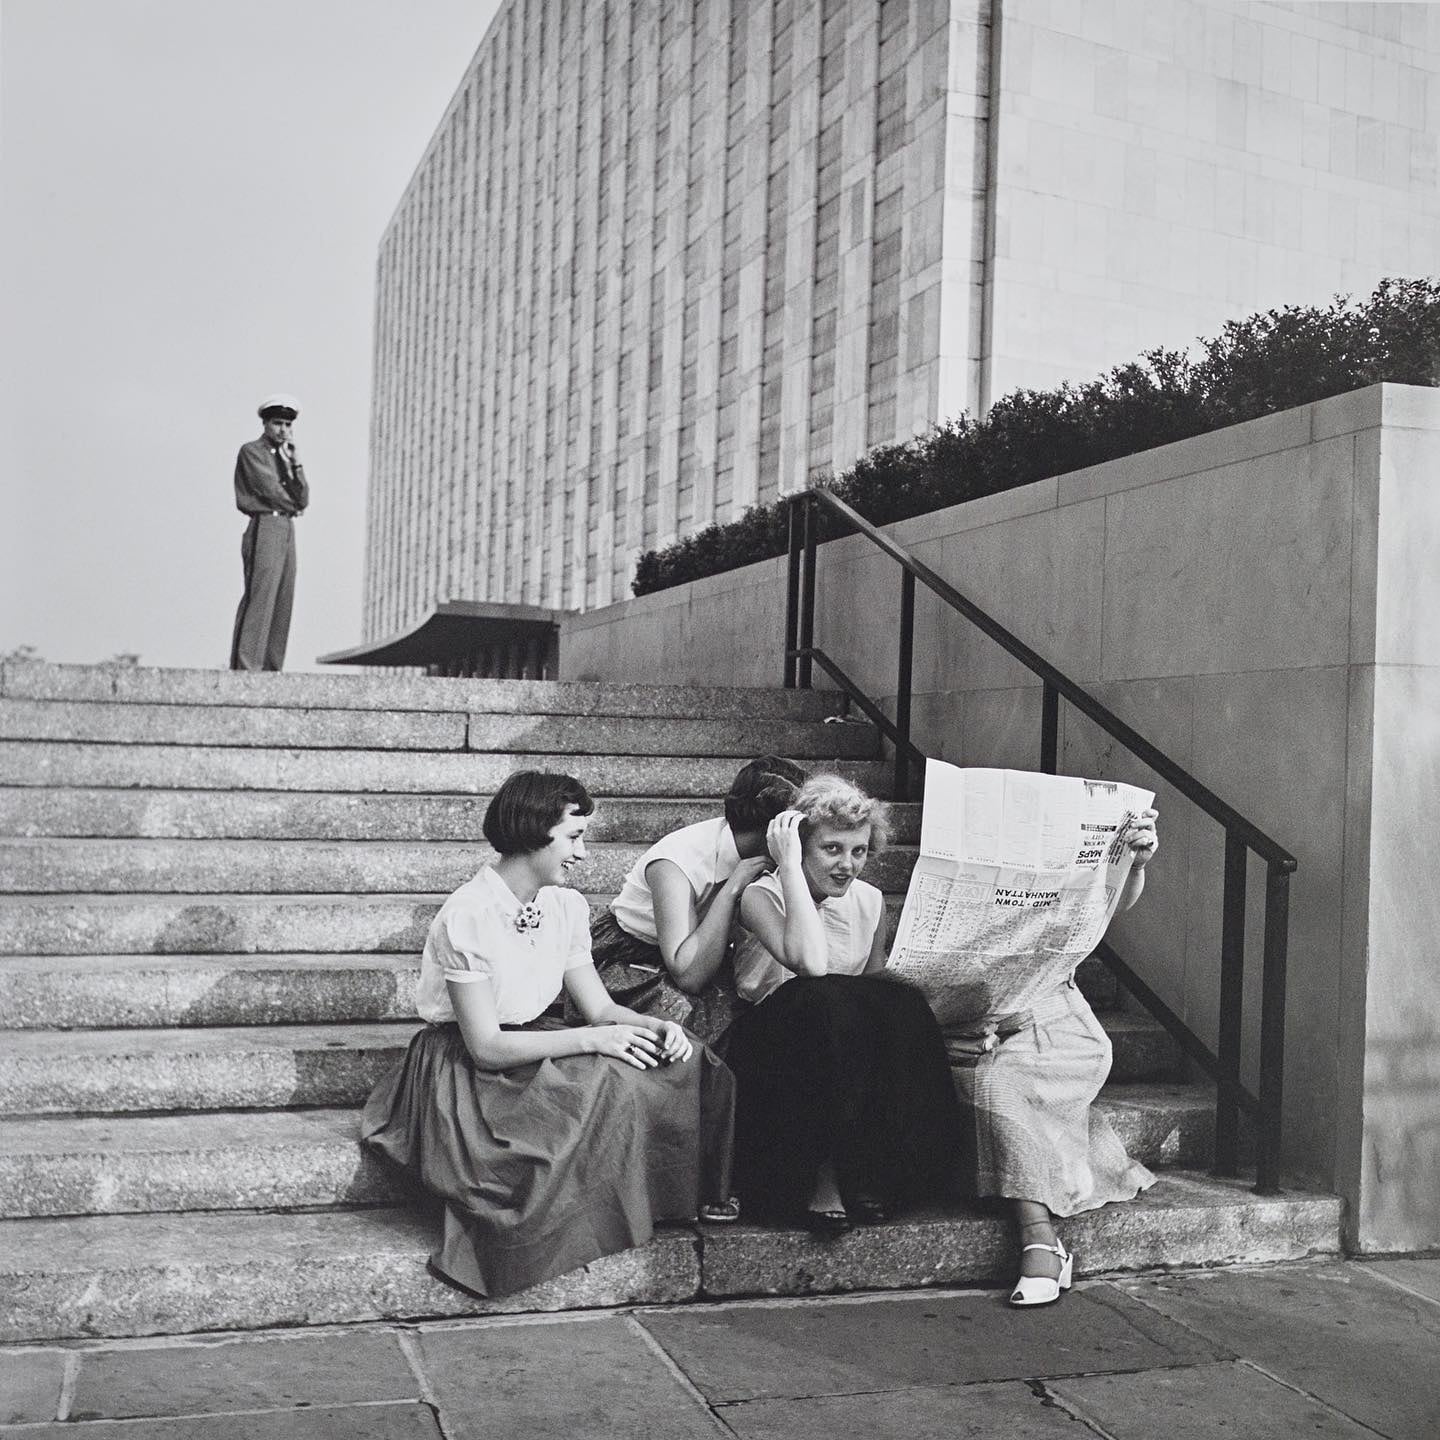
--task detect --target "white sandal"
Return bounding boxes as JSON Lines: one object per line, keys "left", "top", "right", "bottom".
{"left": 1009, "top": 1240, "right": 1073, "bottom": 1307}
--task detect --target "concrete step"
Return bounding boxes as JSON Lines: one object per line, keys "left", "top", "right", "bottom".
{"left": 0, "top": 888, "right": 1065, "bottom": 963}
{"left": 0, "top": 893, "right": 449, "bottom": 956}
{"left": 0, "top": 1011, "right": 1176, "bottom": 1117}
{"left": 0, "top": 1082, "right": 1214, "bottom": 1221}
{"left": 0, "top": 743, "right": 893, "bottom": 797}
{"left": 0, "top": 837, "right": 920, "bottom": 896}
{"left": 0, "top": 954, "right": 423, "bottom": 1028}
{"left": 0, "top": 660, "right": 845, "bottom": 720}
{"left": 0, "top": 698, "right": 878, "bottom": 761}
{"left": 0, "top": 1023, "right": 423, "bottom": 1116}
{"left": 0, "top": 1176, "right": 1343, "bottom": 1341}
{"left": 0, "top": 952, "right": 1118, "bottom": 1029}
{"left": 0, "top": 789, "right": 926, "bottom": 844}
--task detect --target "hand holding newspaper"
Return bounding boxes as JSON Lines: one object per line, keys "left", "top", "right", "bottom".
{"left": 887, "top": 761, "right": 1155, "bottom": 1024}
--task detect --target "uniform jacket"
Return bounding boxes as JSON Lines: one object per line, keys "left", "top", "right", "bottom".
{"left": 234, "top": 436, "right": 310, "bottom": 517}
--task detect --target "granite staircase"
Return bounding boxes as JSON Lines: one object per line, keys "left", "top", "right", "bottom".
{"left": 0, "top": 662, "right": 1341, "bottom": 1341}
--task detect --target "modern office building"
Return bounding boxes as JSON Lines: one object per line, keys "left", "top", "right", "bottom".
{"left": 363, "top": 0, "right": 1440, "bottom": 637}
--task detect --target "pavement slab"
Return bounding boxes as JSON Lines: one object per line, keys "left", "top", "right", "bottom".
{"left": 1118, "top": 1261, "right": 1440, "bottom": 1439}
{"left": 0, "top": 1348, "right": 65, "bottom": 1424}
{"left": 1050, "top": 1360, "right": 1380, "bottom": 1439}
{"left": 69, "top": 1332, "right": 418, "bottom": 1420}
{"left": 716, "top": 1379, "right": 1080, "bottom": 1439}
{"left": 0, "top": 1402, "right": 443, "bottom": 1438}
{"left": 413, "top": 1316, "right": 722, "bottom": 1440}
{"left": 635, "top": 1284, "right": 1225, "bottom": 1402}
{"left": 1360, "top": 1256, "right": 1440, "bottom": 1306}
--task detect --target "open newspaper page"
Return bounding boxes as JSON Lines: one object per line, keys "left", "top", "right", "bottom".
{"left": 888, "top": 761, "right": 1155, "bottom": 1024}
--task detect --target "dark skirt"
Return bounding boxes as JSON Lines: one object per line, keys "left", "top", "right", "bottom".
{"left": 359, "top": 1022, "right": 736, "bottom": 1299}
{"left": 576, "top": 910, "right": 747, "bottom": 1046}
{"left": 724, "top": 974, "right": 964, "bottom": 1219}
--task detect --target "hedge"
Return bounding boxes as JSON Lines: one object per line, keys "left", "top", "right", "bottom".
{"left": 631, "top": 277, "right": 1440, "bottom": 597}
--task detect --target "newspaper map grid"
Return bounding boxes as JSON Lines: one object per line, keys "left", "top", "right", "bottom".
{"left": 888, "top": 762, "right": 1155, "bottom": 1024}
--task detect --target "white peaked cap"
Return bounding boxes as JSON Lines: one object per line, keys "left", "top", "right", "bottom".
{"left": 257, "top": 393, "right": 302, "bottom": 418}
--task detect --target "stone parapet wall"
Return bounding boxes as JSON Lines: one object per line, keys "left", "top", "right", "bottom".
{"left": 562, "top": 382, "right": 1440, "bottom": 1252}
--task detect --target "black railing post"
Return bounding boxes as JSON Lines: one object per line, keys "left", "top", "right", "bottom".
{"left": 1040, "top": 681, "right": 1059, "bottom": 774}
{"left": 798, "top": 492, "right": 817, "bottom": 689}
{"left": 1255, "top": 863, "right": 1290, "bottom": 1194}
{"left": 894, "top": 568, "right": 916, "bottom": 801}
{"left": 1214, "top": 832, "right": 1248, "bottom": 1177}
{"left": 783, "top": 497, "right": 802, "bottom": 688}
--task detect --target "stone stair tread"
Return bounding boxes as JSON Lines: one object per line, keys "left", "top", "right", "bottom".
{"left": 2, "top": 1020, "right": 422, "bottom": 1058}
{"left": 0, "top": 1009, "right": 1176, "bottom": 1117}
{"left": 0, "top": 836, "right": 918, "bottom": 896}
{"left": 0, "top": 699, "right": 879, "bottom": 761}
{"left": 0, "top": 790, "right": 926, "bottom": 843}
{"left": 0, "top": 743, "right": 894, "bottom": 796}
{"left": 0, "top": 1081, "right": 1217, "bottom": 1219}
{"left": 0, "top": 1022, "right": 421, "bottom": 1116}
{"left": 0, "top": 1175, "right": 1344, "bottom": 1341}
{"left": 0, "top": 661, "right": 846, "bottom": 719}
{"left": 0, "top": 952, "right": 1116, "bottom": 1029}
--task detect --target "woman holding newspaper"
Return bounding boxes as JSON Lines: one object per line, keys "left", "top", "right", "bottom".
{"left": 725, "top": 775, "right": 964, "bottom": 1235}
{"left": 945, "top": 802, "right": 1161, "bottom": 1307}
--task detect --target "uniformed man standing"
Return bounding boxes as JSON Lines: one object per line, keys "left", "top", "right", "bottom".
{"left": 229, "top": 394, "right": 309, "bottom": 671}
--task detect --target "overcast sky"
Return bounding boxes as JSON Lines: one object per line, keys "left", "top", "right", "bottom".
{"left": 1, "top": 0, "right": 503, "bottom": 670}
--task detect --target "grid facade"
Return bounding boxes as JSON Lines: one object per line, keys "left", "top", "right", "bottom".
{"left": 364, "top": 0, "right": 1440, "bottom": 639}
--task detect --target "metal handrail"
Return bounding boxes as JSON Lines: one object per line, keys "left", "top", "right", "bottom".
{"left": 782, "top": 487, "right": 1294, "bottom": 1193}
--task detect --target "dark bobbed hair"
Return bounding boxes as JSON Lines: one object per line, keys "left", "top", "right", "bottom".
{"left": 723, "top": 754, "right": 809, "bottom": 834}
{"left": 483, "top": 770, "right": 594, "bottom": 855}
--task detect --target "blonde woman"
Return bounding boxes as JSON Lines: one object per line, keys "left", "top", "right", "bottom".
{"left": 725, "top": 775, "right": 962, "bottom": 1234}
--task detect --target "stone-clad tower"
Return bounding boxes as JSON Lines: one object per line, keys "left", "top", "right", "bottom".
{"left": 365, "top": 0, "right": 1440, "bottom": 636}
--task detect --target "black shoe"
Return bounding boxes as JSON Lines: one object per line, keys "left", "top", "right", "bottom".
{"left": 802, "top": 1207, "right": 853, "bottom": 1239}
{"left": 848, "top": 1196, "right": 891, "bottom": 1225}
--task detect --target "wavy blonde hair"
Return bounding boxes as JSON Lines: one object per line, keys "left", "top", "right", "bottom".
{"left": 794, "top": 774, "right": 891, "bottom": 854}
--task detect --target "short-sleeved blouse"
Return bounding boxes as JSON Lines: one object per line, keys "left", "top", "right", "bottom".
{"left": 609, "top": 817, "right": 741, "bottom": 943}
{"left": 415, "top": 867, "right": 593, "bottom": 1025}
{"left": 732, "top": 871, "right": 886, "bottom": 1004}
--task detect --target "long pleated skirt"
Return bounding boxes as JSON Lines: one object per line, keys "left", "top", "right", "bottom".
{"left": 951, "top": 982, "right": 1155, "bottom": 1217}
{"left": 360, "top": 1023, "right": 736, "bottom": 1299}
{"left": 723, "top": 974, "right": 964, "bottom": 1218}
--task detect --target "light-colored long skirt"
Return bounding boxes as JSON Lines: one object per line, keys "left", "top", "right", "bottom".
{"left": 950, "top": 981, "right": 1155, "bottom": 1217}
{"left": 360, "top": 1022, "right": 735, "bottom": 1298}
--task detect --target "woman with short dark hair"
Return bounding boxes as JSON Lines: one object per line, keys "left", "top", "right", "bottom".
{"left": 361, "top": 770, "right": 737, "bottom": 1299}
{"left": 584, "top": 754, "right": 809, "bottom": 1041}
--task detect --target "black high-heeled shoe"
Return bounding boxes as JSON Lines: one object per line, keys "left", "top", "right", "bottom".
{"left": 802, "top": 1207, "right": 852, "bottom": 1239}
{"left": 847, "top": 1196, "right": 891, "bottom": 1226}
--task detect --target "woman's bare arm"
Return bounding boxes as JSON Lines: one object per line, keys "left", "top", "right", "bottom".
{"left": 649, "top": 854, "right": 769, "bottom": 994}
{"left": 448, "top": 976, "right": 661, "bottom": 1071}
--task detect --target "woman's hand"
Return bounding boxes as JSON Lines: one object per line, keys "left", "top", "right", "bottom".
{"left": 766, "top": 809, "right": 806, "bottom": 870}
{"left": 585, "top": 1024, "right": 662, "bottom": 1069}
{"left": 654, "top": 1020, "right": 694, "bottom": 1064}
{"left": 1125, "top": 809, "right": 1159, "bottom": 868}
{"left": 723, "top": 853, "right": 772, "bottom": 897}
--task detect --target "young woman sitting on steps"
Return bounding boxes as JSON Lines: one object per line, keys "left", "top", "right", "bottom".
{"left": 948, "top": 807, "right": 1161, "bottom": 1307}
{"left": 581, "top": 755, "right": 809, "bottom": 1043}
{"left": 360, "top": 770, "right": 737, "bottom": 1300}
{"left": 724, "top": 775, "right": 964, "bottom": 1235}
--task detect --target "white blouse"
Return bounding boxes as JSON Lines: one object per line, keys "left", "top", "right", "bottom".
{"left": 609, "top": 816, "right": 741, "bottom": 943}
{"left": 732, "top": 871, "right": 886, "bottom": 1004}
{"left": 415, "top": 867, "right": 593, "bottom": 1025}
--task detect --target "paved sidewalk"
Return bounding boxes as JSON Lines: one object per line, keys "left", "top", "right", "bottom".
{"left": 3, "top": 1259, "right": 1438, "bottom": 1438}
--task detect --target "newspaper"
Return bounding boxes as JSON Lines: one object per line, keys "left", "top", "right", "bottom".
{"left": 888, "top": 761, "right": 1154, "bottom": 1024}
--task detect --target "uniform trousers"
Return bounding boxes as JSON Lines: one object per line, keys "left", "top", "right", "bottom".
{"left": 230, "top": 513, "right": 296, "bottom": 671}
